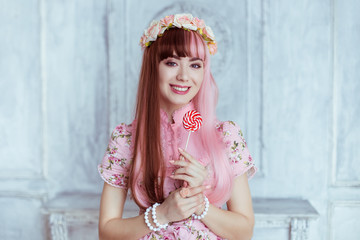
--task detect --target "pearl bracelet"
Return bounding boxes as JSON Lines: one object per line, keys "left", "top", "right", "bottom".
{"left": 144, "top": 206, "right": 160, "bottom": 232}
{"left": 192, "top": 196, "right": 209, "bottom": 220}
{"left": 144, "top": 203, "right": 168, "bottom": 232}
{"left": 151, "top": 203, "right": 169, "bottom": 230}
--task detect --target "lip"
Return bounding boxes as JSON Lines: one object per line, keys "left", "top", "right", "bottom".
{"left": 170, "top": 84, "right": 191, "bottom": 95}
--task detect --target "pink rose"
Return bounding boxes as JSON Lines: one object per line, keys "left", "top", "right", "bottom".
{"left": 139, "top": 34, "right": 147, "bottom": 48}
{"left": 109, "top": 156, "right": 117, "bottom": 162}
{"left": 160, "top": 15, "right": 174, "bottom": 26}
{"left": 115, "top": 125, "right": 124, "bottom": 132}
{"left": 173, "top": 13, "right": 193, "bottom": 28}
{"left": 207, "top": 42, "right": 217, "bottom": 55}
{"left": 192, "top": 17, "right": 205, "bottom": 29}
{"left": 140, "top": 31, "right": 148, "bottom": 48}
{"left": 145, "top": 20, "right": 161, "bottom": 42}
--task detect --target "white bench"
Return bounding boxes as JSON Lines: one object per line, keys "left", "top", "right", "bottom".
{"left": 43, "top": 193, "right": 318, "bottom": 240}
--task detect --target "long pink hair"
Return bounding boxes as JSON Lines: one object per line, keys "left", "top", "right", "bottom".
{"left": 130, "top": 28, "right": 233, "bottom": 209}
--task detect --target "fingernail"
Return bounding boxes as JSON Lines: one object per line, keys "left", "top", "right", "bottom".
{"left": 169, "top": 160, "right": 175, "bottom": 164}
{"left": 205, "top": 185, "right": 211, "bottom": 189}
{"left": 178, "top": 148, "right": 183, "bottom": 152}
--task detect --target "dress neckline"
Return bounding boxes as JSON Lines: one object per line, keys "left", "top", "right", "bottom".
{"left": 160, "top": 101, "right": 196, "bottom": 127}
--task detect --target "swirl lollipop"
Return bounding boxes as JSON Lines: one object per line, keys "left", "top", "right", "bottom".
{"left": 182, "top": 110, "right": 203, "bottom": 150}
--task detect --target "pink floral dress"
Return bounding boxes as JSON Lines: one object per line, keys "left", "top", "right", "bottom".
{"left": 98, "top": 102, "right": 257, "bottom": 240}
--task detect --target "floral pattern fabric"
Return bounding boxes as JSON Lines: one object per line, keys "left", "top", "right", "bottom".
{"left": 216, "top": 120, "right": 256, "bottom": 179}
{"left": 98, "top": 123, "right": 133, "bottom": 189}
{"left": 98, "top": 102, "right": 257, "bottom": 239}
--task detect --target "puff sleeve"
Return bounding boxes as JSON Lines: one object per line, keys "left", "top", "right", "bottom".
{"left": 217, "top": 121, "right": 257, "bottom": 179}
{"left": 98, "top": 123, "right": 134, "bottom": 189}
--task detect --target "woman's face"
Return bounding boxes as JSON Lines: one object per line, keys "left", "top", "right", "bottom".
{"left": 158, "top": 54, "right": 204, "bottom": 114}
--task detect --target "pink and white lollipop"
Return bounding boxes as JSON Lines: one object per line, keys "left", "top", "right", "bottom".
{"left": 182, "top": 110, "right": 203, "bottom": 150}
{"left": 183, "top": 110, "right": 203, "bottom": 132}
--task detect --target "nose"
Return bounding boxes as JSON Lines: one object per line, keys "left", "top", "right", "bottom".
{"left": 176, "top": 64, "right": 189, "bottom": 82}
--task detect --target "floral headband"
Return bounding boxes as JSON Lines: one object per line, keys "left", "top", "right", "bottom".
{"left": 140, "top": 13, "right": 217, "bottom": 55}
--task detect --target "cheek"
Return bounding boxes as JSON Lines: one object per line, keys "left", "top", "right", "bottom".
{"left": 158, "top": 69, "right": 170, "bottom": 85}
{"left": 159, "top": 66, "right": 176, "bottom": 82}
{"left": 196, "top": 72, "right": 204, "bottom": 86}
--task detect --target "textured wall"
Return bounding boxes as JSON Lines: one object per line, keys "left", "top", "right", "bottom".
{"left": 0, "top": 0, "right": 359, "bottom": 239}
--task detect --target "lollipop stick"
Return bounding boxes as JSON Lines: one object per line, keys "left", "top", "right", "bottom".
{"left": 179, "top": 132, "right": 191, "bottom": 161}
{"left": 181, "top": 131, "right": 192, "bottom": 188}
{"left": 184, "top": 131, "right": 191, "bottom": 151}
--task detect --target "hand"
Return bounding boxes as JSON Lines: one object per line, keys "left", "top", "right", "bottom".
{"left": 156, "top": 185, "right": 208, "bottom": 223}
{"left": 169, "top": 148, "right": 208, "bottom": 188}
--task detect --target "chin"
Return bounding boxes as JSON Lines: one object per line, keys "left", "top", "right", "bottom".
{"left": 176, "top": 98, "right": 192, "bottom": 105}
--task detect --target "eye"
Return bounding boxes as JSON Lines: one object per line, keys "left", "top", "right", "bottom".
{"left": 191, "top": 63, "right": 202, "bottom": 69}
{"left": 165, "top": 61, "right": 177, "bottom": 67}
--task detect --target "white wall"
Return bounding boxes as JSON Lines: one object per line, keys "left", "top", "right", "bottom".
{"left": 0, "top": 0, "right": 359, "bottom": 239}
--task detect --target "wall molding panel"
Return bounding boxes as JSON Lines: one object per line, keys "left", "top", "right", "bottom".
{"left": 247, "top": 0, "right": 265, "bottom": 177}
{"left": 328, "top": 201, "right": 360, "bottom": 240}
{"left": 331, "top": 0, "right": 360, "bottom": 187}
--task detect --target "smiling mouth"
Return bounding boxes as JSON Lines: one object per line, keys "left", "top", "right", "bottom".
{"left": 171, "top": 85, "right": 190, "bottom": 92}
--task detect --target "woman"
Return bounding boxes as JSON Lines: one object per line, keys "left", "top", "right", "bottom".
{"left": 98, "top": 13, "right": 257, "bottom": 240}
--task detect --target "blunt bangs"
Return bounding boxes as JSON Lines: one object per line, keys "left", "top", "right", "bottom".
{"left": 153, "top": 28, "right": 207, "bottom": 62}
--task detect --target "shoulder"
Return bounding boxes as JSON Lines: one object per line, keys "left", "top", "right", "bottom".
{"left": 97, "top": 121, "right": 136, "bottom": 189}
{"left": 111, "top": 122, "right": 135, "bottom": 138}
{"left": 110, "top": 122, "right": 135, "bottom": 147}
{"left": 104, "top": 121, "right": 136, "bottom": 170}
{"left": 216, "top": 120, "right": 257, "bottom": 179}
{"left": 216, "top": 120, "right": 245, "bottom": 141}
{"left": 215, "top": 120, "right": 247, "bottom": 156}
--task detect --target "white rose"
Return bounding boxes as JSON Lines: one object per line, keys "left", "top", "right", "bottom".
{"left": 173, "top": 13, "right": 194, "bottom": 28}
{"left": 146, "top": 20, "right": 161, "bottom": 41}
{"left": 204, "top": 26, "right": 215, "bottom": 40}
{"left": 182, "top": 23, "right": 197, "bottom": 31}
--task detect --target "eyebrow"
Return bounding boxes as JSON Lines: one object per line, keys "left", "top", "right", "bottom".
{"left": 171, "top": 55, "right": 203, "bottom": 62}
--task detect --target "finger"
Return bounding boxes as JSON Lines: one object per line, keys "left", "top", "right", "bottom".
{"left": 171, "top": 160, "right": 205, "bottom": 177}
{"left": 184, "top": 200, "right": 204, "bottom": 214}
{"left": 170, "top": 160, "right": 190, "bottom": 168}
{"left": 180, "top": 188, "right": 190, "bottom": 198}
{"left": 177, "top": 163, "right": 208, "bottom": 182}
{"left": 187, "top": 185, "right": 211, "bottom": 198}
{"left": 181, "top": 192, "right": 205, "bottom": 210}
{"left": 178, "top": 148, "right": 204, "bottom": 168}
{"left": 170, "top": 174, "right": 195, "bottom": 186}
{"left": 187, "top": 203, "right": 204, "bottom": 216}
{"left": 174, "top": 165, "right": 202, "bottom": 178}
{"left": 179, "top": 185, "right": 208, "bottom": 198}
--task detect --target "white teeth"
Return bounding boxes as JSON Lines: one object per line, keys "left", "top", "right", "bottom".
{"left": 172, "top": 86, "right": 189, "bottom": 92}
